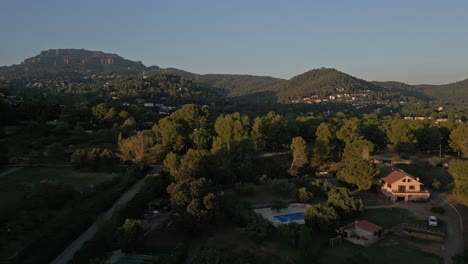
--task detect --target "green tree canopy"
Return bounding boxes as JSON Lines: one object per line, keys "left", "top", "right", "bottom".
{"left": 337, "top": 118, "right": 363, "bottom": 144}
{"left": 342, "top": 139, "right": 374, "bottom": 160}
{"left": 167, "top": 177, "right": 220, "bottom": 223}
{"left": 289, "top": 136, "right": 308, "bottom": 176}
{"left": 315, "top": 122, "right": 334, "bottom": 145}
{"left": 449, "top": 160, "right": 468, "bottom": 205}
{"left": 337, "top": 159, "right": 380, "bottom": 191}
{"left": 117, "top": 132, "right": 153, "bottom": 167}
{"left": 304, "top": 204, "right": 339, "bottom": 230}
{"left": 449, "top": 125, "right": 468, "bottom": 157}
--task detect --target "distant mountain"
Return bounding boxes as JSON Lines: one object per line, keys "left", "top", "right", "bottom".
{"left": 0, "top": 49, "right": 146, "bottom": 77}
{"left": 1, "top": 49, "right": 467, "bottom": 103}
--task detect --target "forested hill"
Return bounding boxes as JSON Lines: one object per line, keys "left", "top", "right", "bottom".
{"left": 273, "top": 68, "right": 384, "bottom": 102}
{"left": 0, "top": 49, "right": 147, "bottom": 77}
{"left": 375, "top": 79, "right": 468, "bottom": 103}
{"left": 146, "top": 67, "right": 284, "bottom": 96}
{"left": 417, "top": 79, "right": 468, "bottom": 102}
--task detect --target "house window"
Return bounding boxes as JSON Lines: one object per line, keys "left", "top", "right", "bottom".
{"left": 408, "top": 179, "right": 412, "bottom": 182}
{"left": 409, "top": 185, "right": 415, "bottom": 190}
{"left": 402, "top": 179, "right": 406, "bottom": 182}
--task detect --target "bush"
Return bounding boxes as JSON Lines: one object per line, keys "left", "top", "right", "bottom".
{"left": 308, "top": 180, "right": 332, "bottom": 198}
{"left": 304, "top": 204, "right": 339, "bottom": 231}
{"left": 432, "top": 179, "right": 441, "bottom": 190}
{"left": 327, "top": 187, "right": 364, "bottom": 217}
{"left": 221, "top": 194, "right": 253, "bottom": 227}
{"left": 278, "top": 223, "right": 303, "bottom": 248}
{"left": 71, "top": 148, "right": 117, "bottom": 171}
{"left": 244, "top": 213, "right": 274, "bottom": 242}
{"left": 23, "top": 180, "right": 79, "bottom": 210}
{"left": 297, "top": 187, "right": 313, "bottom": 203}
{"left": 271, "top": 180, "right": 298, "bottom": 197}
{"left": 271, "top": 200, "right": 288, "bottom": 212}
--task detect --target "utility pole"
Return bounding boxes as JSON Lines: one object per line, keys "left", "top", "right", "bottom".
{"left": 439, "top": 142, "right": 442, "bottom": 159}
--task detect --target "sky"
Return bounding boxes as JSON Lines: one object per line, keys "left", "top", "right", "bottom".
{"left": 0, "top": 0, "right": 467, "bottom": 84}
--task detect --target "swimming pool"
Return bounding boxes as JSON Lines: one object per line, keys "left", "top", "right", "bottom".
{"left": 273, "top": 212, "right": 305, "bottom": 223}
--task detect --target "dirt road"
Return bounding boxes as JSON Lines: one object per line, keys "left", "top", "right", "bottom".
{"left": 50, "top": 165, "right": 162, "bottom": 264}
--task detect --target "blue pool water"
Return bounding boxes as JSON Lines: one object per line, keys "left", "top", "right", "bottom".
{"left": 273, "top": 212, "right": 305, "bottom": 223}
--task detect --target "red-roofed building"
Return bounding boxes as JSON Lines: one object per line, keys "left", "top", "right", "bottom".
{"left": 380, "top": 168, "right": 430, "bottom": 202}
{"left": 339, "top": 220, "right": 383, "bottom": 246}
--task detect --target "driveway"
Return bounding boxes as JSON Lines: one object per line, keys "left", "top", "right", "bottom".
{"left": 366, "top": 193, "right": 463, "bottom": 264}
{"left": 50, "top": 165, "right": 162, "bottom": 264}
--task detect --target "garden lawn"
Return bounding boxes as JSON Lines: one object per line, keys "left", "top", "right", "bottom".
{"left": 0, "top": 166, "right": 115, "bottom": 209}
{"left": 319, "top": 235, "right": 441, "bottom": 264}
{"left": 359, "top": 208, "right": 416, "bottom": 228}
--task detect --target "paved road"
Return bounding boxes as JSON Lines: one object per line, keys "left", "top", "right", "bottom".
{"left": 366, "top": 193, "right": 463, "bottom": 264}
{"left": 434, "top": 193, "right": 464, "bottom": 264}
{"left": 0, "top": 167, "right": 23, "bottom": 178}
{"left": 50, "top": 165, "right": 162, "bottom": 264}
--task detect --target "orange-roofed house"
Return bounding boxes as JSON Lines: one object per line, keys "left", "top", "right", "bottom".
{"left": 380, "top": 168, "right": 430, "bottom": 202}
{"left": 338, "top": 220, "right": 383, "bottom": 246}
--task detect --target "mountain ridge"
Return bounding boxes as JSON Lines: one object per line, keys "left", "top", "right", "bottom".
{"left": 1, "top": 48, "right": 467, "bottom": 102}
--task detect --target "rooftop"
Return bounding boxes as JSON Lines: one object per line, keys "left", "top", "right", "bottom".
{"left": 355, "top": 220, "right": 382, "bottom": 232}
{"left": 381, "top": 169, "right": 418, "bottom": 185}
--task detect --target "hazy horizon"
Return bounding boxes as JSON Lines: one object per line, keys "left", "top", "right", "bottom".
{"left": 1, "top": 0, "right": 467, "bottom": 85}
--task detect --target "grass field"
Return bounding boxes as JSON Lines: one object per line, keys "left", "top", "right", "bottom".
{"left": 359, "top": 208, "right": 417, "bottom": 228}
{"left": 0, "top": 166, "right": 116, "bottom": 209}
{"left": 319, "top": 235, "right": 441, "bottom": 264}
{"left": 0, "top": 166, "right": 130, "bottom": 263}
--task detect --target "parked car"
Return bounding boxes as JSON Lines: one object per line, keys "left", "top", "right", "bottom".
{"left": 428, "top": 216, "right": 438, "bottom": 227}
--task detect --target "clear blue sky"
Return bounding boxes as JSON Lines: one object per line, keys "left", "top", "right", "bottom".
{"left": 1, "top": 0, "right": 467, "bottom": 84}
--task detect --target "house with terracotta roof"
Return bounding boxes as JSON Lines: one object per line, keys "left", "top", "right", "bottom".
{"left": 338, "top": 220, "right": 383, "bottom": 246}
{"left": 380, "top": 168, "right": 430, "bottom": 202}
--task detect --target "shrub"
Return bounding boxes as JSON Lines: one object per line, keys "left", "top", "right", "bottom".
{"left": 327, "top": 187, "right": 364, "bottom": 217}
{"left": 278, "top": 223, "right": 303, "bottom": 248}
{"left": 271, "top": 180, "right": 298, "bottom": 197}
{"left": 304, "top": 204, "right": 339, "bottom": 231}
{"left": 71, "top": 148, "right": 117, "bottom": 171}
{"left": 308, "top": 180, "right": 333, "bottom": 198}
{"left": 244, "top": 213, "right": 274, "bottom": 242}
{"left": 35, "top": 180, "right": 78, "bottom": 209}
{"left": 432, "top": 179, "right": 441, "bottom": 190}
{"left": 271, "top": 200, "right": 288, "bottom": 212}
{"left": 71, "top": 149, "right": 88, "bottom": 169}
{"left": 297, "top": 187, "right": 313, "bottom": 203}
